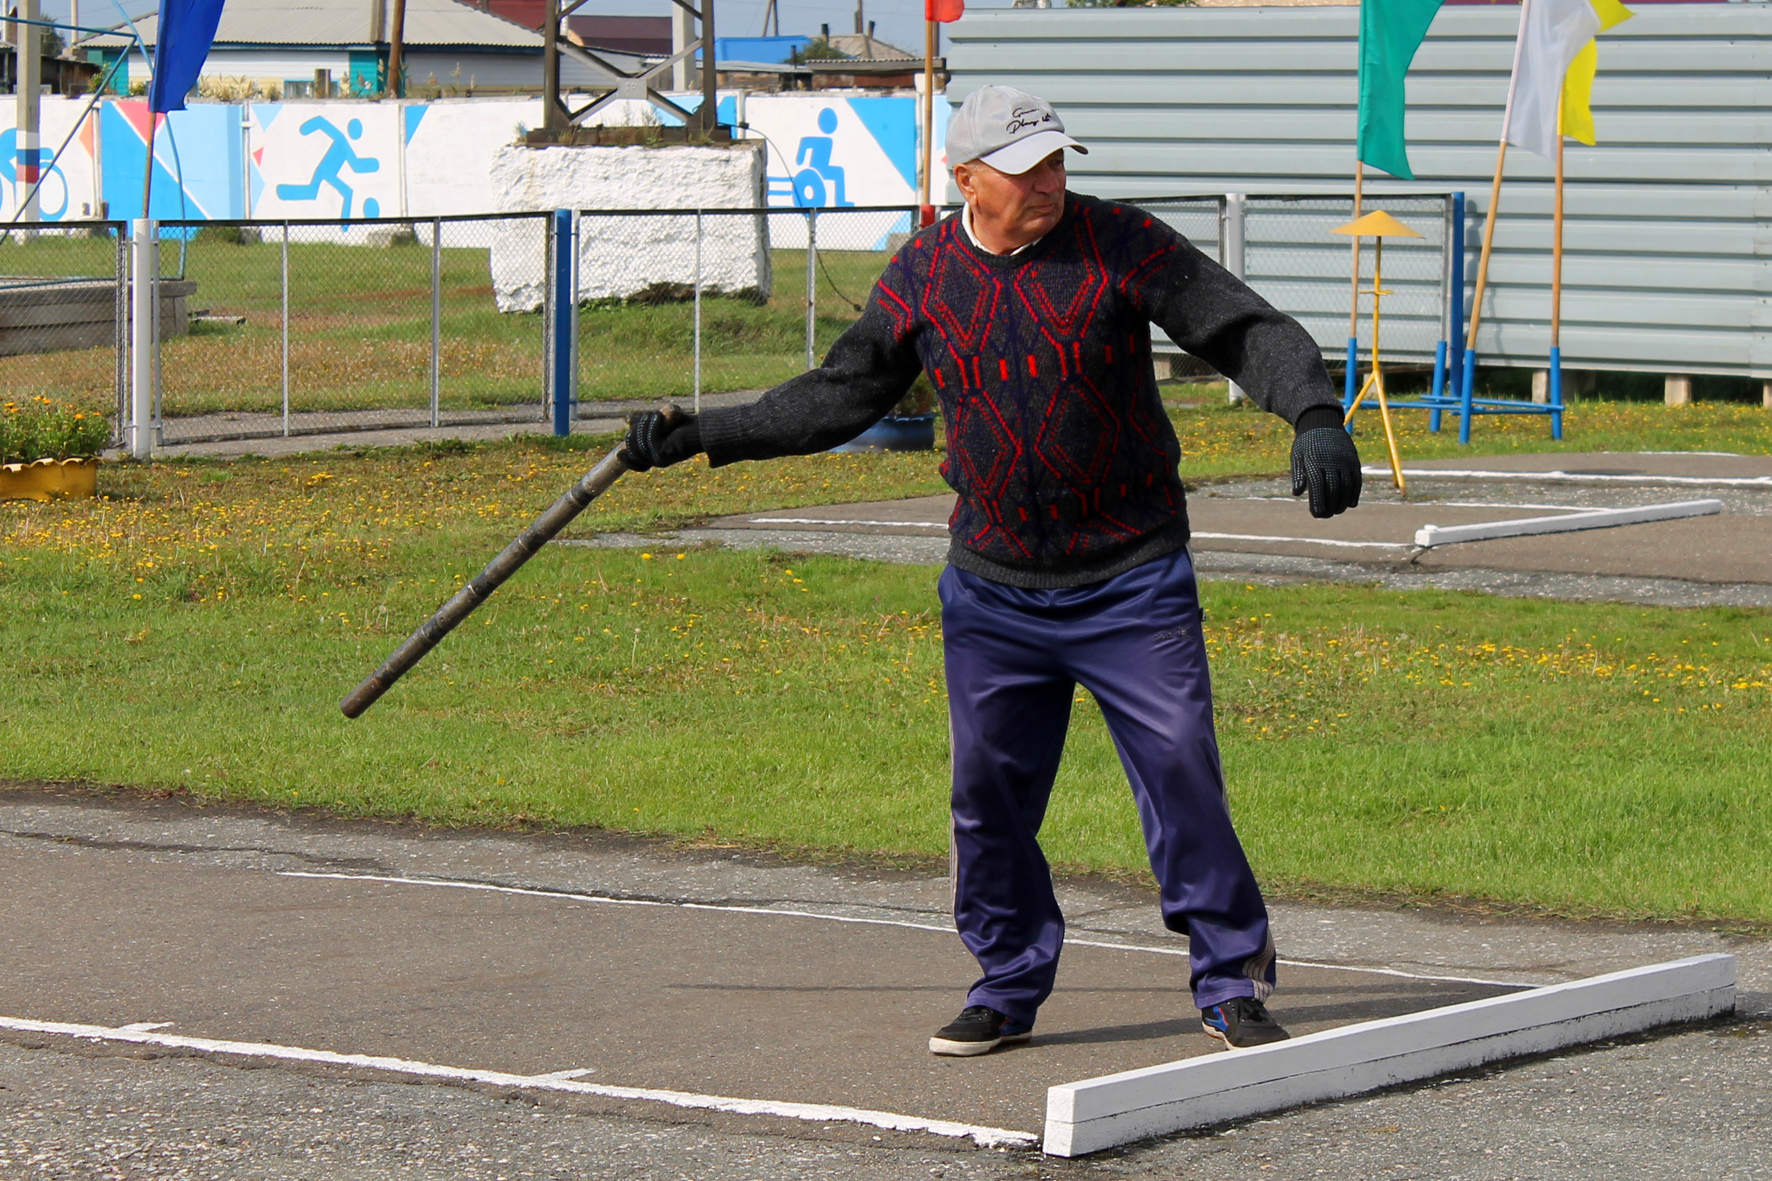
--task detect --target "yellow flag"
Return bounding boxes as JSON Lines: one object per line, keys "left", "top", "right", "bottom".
{"left": 1561, "top": 0, "right": 1634, "bottom": 146}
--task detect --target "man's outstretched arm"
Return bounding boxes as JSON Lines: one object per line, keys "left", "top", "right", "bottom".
{"left": 621, "top": 287, "right": 923, "bottom": 472}
{"left": 1127, "top": 230, "right": 1362, "bottom": 518}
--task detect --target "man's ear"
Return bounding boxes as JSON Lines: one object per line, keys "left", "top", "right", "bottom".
{"left": 953, "top": 163, "right": 974, "bottom": 203}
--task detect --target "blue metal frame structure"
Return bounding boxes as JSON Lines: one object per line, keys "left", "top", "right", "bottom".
{"left": 1343, "top": 191, "right": 1564, "bottom": 443}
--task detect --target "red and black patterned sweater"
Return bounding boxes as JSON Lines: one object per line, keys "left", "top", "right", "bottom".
{"left": 700, "top": 192, "right": 1340, "bottom": 588}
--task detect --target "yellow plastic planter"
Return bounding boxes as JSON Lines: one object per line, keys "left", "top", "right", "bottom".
{"left": 0, "top": 457, "right": 99, "bottom": 501}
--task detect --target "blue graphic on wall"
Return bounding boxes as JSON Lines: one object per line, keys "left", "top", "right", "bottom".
{"left": 0, "top": 128, "right": 70, "bottom": 220}
{"left": 101, "top": 101, "right": 245, "bottom": 223}
{"left": 779, "top": 108, "right": 854, "bottom": 209}
{"left": 276, "top": 117, "right": 383, "bottom": 218}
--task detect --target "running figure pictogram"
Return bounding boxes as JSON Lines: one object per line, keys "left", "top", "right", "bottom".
{"left": 276, "top": 117, "right": 381, "bottom": 217}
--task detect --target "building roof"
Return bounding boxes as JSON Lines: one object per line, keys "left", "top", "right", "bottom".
{"left": 823, "top": 32, "right": 916, "bottom": 62}
{"left": 82, "top": 0, "right": 545, "bottom": 50}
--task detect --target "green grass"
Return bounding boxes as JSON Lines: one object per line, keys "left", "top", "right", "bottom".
{"left": 4, "top": 438, "right": 1770, "bottom": 926}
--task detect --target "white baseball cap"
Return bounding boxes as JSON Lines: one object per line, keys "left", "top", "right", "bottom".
{"left": 946, "top": 86, "right": 1088, "bottom": 176}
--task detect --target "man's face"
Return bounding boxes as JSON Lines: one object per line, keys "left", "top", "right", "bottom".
{"left": 954, "top": 151, "right": 1067, "bottom": 251}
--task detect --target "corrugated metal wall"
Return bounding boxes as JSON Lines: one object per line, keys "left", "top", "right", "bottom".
{"left": 947, "top": 5, "right": 1772, "bottom": 379}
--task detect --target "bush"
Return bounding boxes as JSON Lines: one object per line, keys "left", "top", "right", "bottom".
{"left": 0, "top": 396, "right": 111, "bottom": 464}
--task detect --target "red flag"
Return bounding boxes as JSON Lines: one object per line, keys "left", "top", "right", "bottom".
{"left": 927, "top": 0, "right": 964, "bottom": 23}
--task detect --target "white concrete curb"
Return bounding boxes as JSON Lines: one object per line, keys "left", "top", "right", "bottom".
{"left": 1414, "top": 499, "right": 1723, "bottom": 549}
{"left": 1043, "top": 953, "right": 1736, "bottom": 1158}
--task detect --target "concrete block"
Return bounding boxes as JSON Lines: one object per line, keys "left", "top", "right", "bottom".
{"left": 1665, "top": 375, "right": 1693, "bottom": 406}
{"left": 488, "top": 142, "right": 771, "bottom": 311}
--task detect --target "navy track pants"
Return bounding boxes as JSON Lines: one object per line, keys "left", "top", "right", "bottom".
{"left": 938, "top": 547, "right": 1276, "bottom": 1026}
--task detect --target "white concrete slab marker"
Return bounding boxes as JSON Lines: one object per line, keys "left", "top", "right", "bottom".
{"left": 1414, "top": 499, "right": 1723, "bottom": 549}
{"left": 1043, "top": 954, "right": 1736, "bottom": 1157}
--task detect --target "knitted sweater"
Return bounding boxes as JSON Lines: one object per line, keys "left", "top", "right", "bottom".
{"left": 700, "top": 192, "right": 1339, "bottom": 587}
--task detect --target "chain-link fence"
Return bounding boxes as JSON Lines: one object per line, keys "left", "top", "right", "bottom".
{"left": 152, "top": 214, "right": 550, "bottom": 446}
{"left": 568, "top": 206, "right": 939, "bottom": 414}
{"left": 0, "top": 221, "right": 127, "bottom": 445}
{"left": 11, "top": 197, "right": 1456, "bottom": 451}
{"left": 1250, "top": 194, "right": 1452, "bottom": 366}
{"left": 1135, "top": 194, "right": 1454, "bottom": 381}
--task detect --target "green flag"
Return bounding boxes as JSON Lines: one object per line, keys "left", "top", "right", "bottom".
{"left": 1357, "top": 0, "right": 1446, "bottom": 180}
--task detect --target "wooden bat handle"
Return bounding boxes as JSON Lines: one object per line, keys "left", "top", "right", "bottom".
{"left": 340, "top": 403, "right": 684, "bottom": 719}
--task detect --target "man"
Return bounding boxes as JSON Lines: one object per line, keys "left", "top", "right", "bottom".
{"left": 621, "top": 87, "right": 1362, "bottom": 1056}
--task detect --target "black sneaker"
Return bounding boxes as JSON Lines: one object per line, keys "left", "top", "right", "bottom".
{"left": 1200, "top": 997, "right": 1290, "bottom": 1049}
{"left": 928, "top": 1005, "right": 1034, "bottom": 1057}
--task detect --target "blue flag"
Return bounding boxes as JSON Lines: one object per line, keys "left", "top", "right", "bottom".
{"left": 149, "top": 0, "right": 227, "bottom": 113}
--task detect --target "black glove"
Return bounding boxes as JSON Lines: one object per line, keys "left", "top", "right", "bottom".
{"left": 620, "top": 410, "right": 702, "bottom": 471}
{"left": 1289, "top": 411, "right": 1362, "bottom": 519}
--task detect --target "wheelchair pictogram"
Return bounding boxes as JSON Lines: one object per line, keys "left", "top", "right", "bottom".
{"left": 772, "top": 108, "right": 855, "bottom": 210}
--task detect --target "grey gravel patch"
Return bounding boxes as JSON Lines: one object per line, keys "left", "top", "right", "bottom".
{"left": 1198, "top": 474, "right": 1772, "bottom": 517}
{"left": 555, "top": 528, "right": 1772, "bottom": 608}
{"left": 1188, "top": 549, "right": 1772, "bottom": 609}
{"left": 0, "top": 1042, "right": 1016, "bottom": 1181}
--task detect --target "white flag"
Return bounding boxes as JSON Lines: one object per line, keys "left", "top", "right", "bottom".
{"left": 1503, "top": 0, "right": 1602, "bottom": 158}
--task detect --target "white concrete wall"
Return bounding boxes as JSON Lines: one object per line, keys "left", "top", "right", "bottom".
{"left": 487, "top": 141, "right": 770, "bottom": 311}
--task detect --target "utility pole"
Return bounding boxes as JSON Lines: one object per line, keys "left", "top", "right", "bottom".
{"left": 388, "top": 0, "right": 406, "bottom": 97}
{"left": 15, "top": 0, "right": 41, "bottom": 224}
{"left": 542, "top": 0, "right": 563, "bottom": 133}
{"left": 698, "top": 0, "right": 716, "bottom": 135}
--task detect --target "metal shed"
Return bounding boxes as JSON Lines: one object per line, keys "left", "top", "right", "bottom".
{"left": 946, "top": 4, "right": 1772, "bottom": 381}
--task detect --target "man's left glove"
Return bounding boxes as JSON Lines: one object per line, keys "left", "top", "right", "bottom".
{"left": 621, "top": 410, "right": 702, "bottom": 471}
{"left": 1289, "top": 408, "right": 1362, "bottom": 519}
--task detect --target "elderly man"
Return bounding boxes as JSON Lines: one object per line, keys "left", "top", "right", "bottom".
{"left": 621, "top": 86, "right": 1362, "bottom": 1055}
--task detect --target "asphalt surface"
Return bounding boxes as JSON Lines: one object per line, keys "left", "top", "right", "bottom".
{"left": 584, "top": 449, "right": 1772, "bottom": 609}
{"left": 1, "top": 788, "right": 1768, "bottom": 1178}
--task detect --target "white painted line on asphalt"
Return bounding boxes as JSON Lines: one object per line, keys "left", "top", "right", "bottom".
{"left": 749, "top": 517, "right": 949, "bottom": 528}
{"left": 1414, "top": 500, "right": 1723, "bottom": 549}
{"left": 1192, "top": 532, "right": 1413, "bottom": 550}
{"left": 1230, "top": 497, "right": 1589, "bottom": 511}
{"left": 1368, "top": 466, "right": 1772, "bottom": 488}
{"left": 0, "top": 1015, "right": 1036, "bottom": 1148}
{"left": 1043, "top": 954, "right": 1737, "bottom": 1158}
{"left": 274, "top": 872, "right": 1538, "bottom": 988}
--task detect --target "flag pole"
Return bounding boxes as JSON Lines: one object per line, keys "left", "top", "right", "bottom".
{"left": 919, "top": 14, "right": 935, "bottom": 227}
{"left": 1460, "top": 0, "right": 1532, "bottom": 444}
{"left": 1344, "top": 160, "right": 1363, "bottom": 416}
{"left": 1549, "top": 102, "right": 1565, "bottom": 439}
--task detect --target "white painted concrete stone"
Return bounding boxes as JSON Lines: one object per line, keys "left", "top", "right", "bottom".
{"left": 488, "top": 142, "right": 770, "bottom": 311}
{"left": 1043, "top": 954, "right": 1737, "bottom": 1158}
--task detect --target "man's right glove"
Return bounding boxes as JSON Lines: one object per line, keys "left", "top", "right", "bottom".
{"left": 1290, "top": 413, "right": 1363, "bottom": 519}
{"left": 620, "top": 410, "right": 702, "bottom": 471}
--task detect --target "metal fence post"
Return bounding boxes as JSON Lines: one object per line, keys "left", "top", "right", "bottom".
{"left": 151, "top": 232, "right": 162, "bottom": 444}
{"left": 1223, "top": 193, "right": 1247, "bottom": 405}
{"left": 430, "top": 216, "right": 442, "bottom": 428}
{"left": 693, "top": 209, "right": 703, "bottom": 416}
{"left": 281, "top": 222, "right": 290, "bottom": 438}
{"left": 542, "top": 214, "right": 555, "bottom": 423}
{"left": 550, "top": 209, "right": 576, "bottom": 436}
{"left": 129, "top": 219, "right": 156, "bottom": 460}
{"left": 805, "top": 208, "right": 817, "bottom": 371}
{"left": 113, "top": 225, "right": 127, "bottom": 443}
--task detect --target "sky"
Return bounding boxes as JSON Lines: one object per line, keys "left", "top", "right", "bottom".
{"left": 39, "top": 0, "right": 1015, "bottom": 61}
